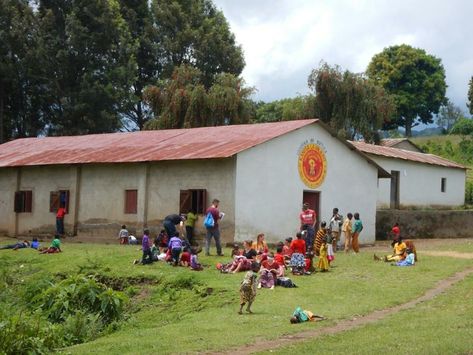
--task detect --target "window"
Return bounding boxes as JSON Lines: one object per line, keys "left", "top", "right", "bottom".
{"left": 441, "top": 178, "right": 447, "bottom": 193}
{"left": 14, "top": 191, "right": 32, "bottom": 213}
{"left": 50, "top": 190, "right": 70, "bottom": 213}
{"left": 179, "top": 189, "right": 207, "bottom": 214}
{"left": 125, "top": 190, "right": 138, "bottom": 214}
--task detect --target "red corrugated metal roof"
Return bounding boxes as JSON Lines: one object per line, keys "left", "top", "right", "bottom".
{"left": 380, "top": 138, "right": 408, "bottom": 147}
{"left": 351, "top": 141, "right": 466, "bottom": 169}
{"left": 0, "top": 120, "right": 318, "bottom": 167}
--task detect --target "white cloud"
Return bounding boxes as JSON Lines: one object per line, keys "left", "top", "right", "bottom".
{"left": 214, "top": 0, "right": 473, "bottom": 111}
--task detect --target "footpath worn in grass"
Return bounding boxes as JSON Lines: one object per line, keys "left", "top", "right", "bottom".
{"left": 0, "top": 240, "right": 471, "bottom": 354}
{"left": 261, "top": 274, "right": 473, "bottom": 355}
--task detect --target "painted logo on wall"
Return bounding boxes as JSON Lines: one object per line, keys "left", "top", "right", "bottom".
{"left": 298, "top": 143, "right": 327, "bottom": 188}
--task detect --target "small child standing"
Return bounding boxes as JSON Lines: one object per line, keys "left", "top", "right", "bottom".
{"left": 190, "top": 248, "right": 203, "bottom": 271}
{"left": 136, "top": 229, "right": 153, "bottom": 265}
{"left": 185, "top": 209, "right": 198, "bottom": 245}
{"left": 238, "top": 262, "right": 260, "bottom": 314}
{"left": 324, "top": 233, "right": 335, "bottom": 264}
{"left": 317, "top": 240, "right": 329, "bottom": 271}
{"left": 118, "top": 225, "right": 129, "bottom": 245}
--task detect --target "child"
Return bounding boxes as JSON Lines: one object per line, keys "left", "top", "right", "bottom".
{"left": 289, "top": 232, "right": 306, "bottom": 275}
{"left": 393, "top": 248, "right": 415, "bottom": 267}
{"left": 290, "top": 306, "right": 326, "bottom": 323}
{"left": 324, "top": 232, "right": 335, "bottom": 264}
{"left": 238, "top": 262, "right": 260, "bottom": 314}
{"left": 282, "top": 237, "right": 293, "bottom": 261}
{"left": 168, "top": 234, "right": 183, "bottom": 266}
{"left": 135, "top": 229, "right": 153, "bottom": 265}
{"left": 31, "top": 238, "right": 40, "bottom": 250}
{"left": 274, "top": 245, "right": 286, "bottom": 267}
{"left": 39, "top": 237, "right": 61, "bottom": 254}
{"left": 180, "top": 247, "right": 191, "bottom": 267}
{"left": 343, "top": 213, "right": 353, "bottom": 253}
{"left": 314, "top": 221, "right": 327, "bottom": 256}
{"left": 351, "top": 212, "right": 363, "bottom": 253}
{"left": 231, "top": 243, "right": 241, "bottom": 257}
{"left": 118, "top": 225, "right": 129, "bottom": 245}
{"left": 151, "top": 242, "right": 159, "bottom": 261}
{"left": 317, "top": 239, "right": 329, "bottom": 272}
{"left": 1, "top": 240, "right": 30, "bottom": 250}
{"left": 155, "top": 229, "right": 168, "bottom": 253}
{"left": 190, "top": 247, "right": 203, "bottom": 271}
{"left": 258, "top": 253, "right": 282, "bottom": 289}
{"left": 185, "top": 209, "right": 198, "bottom": 245}
{"left": 128, "top": 235, "right": 138, "bottom": 245}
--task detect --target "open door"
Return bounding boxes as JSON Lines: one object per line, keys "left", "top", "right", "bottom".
{"left": 390, "top": 170, "right": 400, "bottom": 209}
{"left": 302, "top": 191, "right": 320, "bottom": 229}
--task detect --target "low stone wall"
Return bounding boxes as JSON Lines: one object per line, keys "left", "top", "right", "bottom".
{"left": 376, "top": 209, "right": 473, "bottom": 240}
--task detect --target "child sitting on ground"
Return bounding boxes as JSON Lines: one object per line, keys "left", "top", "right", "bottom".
{"left": 282, "top": 237, "right": 293, "bottom": 261}
{"left": 274, "top": 245, "right": 286, "bottom": 267}
{"left": 190, "top": 247, "right": 203, "bottom": 271}
{"left": 31, "top": 238, "right": 40, "bottom": 250}
{"left": 238, "top": 262, "right": 260, "bottom": 315}
{"left": 180, "top": 247, "right": 191, "bottom": 267}
{"left": 155, "top": 229, "right": 168, "bottom": 253}
{"left": 231, "top": 243, "right": 241, "bottom": 257}
{"left": 393, "top": 248, "right": 415, "bottom": 267}
{"left": 39, "top": 237, "right": 61, "bottom": 254}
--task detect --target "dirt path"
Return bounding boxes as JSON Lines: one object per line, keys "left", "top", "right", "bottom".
{"left": 421, "top": 250, "right": 473, "bottom": 259}
{"left": 207, "top": 267, "right": 473, "bottom": 355}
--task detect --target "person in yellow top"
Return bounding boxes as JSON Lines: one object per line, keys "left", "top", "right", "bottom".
{"left": 374, "top": 237, "right": 407, "bottom": 262}
{"left": 252, "top": 233, "right": 268, "bottom": 254}
{"left": 185, "top": 209, "right": 198, "bottom": 245}
{"left": 342, "top": 213, "right": 353, "bottom": 253}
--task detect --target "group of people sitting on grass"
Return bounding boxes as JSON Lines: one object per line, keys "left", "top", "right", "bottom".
{"left": 132, "top": 228, "right": 203, "bottom": 271}
{"left": 0, "top": 236, "right": 62, "bottom": 254}
{"left": 373, "top": 223, "right": 417, "bottom": 266}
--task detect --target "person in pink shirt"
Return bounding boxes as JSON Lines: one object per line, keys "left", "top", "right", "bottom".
{"left": 299, "top": 203, "right": 316, "bottom": 250}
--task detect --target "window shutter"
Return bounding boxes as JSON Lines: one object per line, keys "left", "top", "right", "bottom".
{"left": 125, "top": 190, "right": 138, "bottom": 214}
{"left": 179, "top": 190, "right": 191, "bottom": 214}
{"left": 14, "top": 192, "right": 22, "bottom": 213}
{"left": 197, "top": 189, "right": 207, "bottom": 214}
{"left": 60, "top": 190, "right": 70, "bottom": 213}
{"left": 50, "top": 191, "right": 60, "bottom": 212}
{"left": 25, "top": 191, "right": 32, "bottom": 212}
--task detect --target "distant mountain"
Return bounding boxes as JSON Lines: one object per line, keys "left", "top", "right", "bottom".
{"left": 411, "top": 126, "right": 445, "bottom": 137}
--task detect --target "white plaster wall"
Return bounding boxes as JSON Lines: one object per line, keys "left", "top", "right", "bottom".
{"left": 235, "top": 123, "right": 379, "bottom": 244}
{"left": 147, "top": 158, "right": 236, "bottom": 242}
{"left": 79, "top": 163, "right": 147, "bottom": 226}
{"left": 0, "top": 168, "right": 18, "bottom": 235}
{"left": 372, "top": 156, "right": 466, "bottom": 208}
{"left": 15, "top": 165, "right": 78, "bottom": 234}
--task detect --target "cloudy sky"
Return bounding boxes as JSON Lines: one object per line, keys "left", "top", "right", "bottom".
{"left": 214, "top": 0, "right": 473, "bottom": 113}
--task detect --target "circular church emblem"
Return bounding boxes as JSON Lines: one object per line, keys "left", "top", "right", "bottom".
{"left": 298, "top": 144, "right": 327, "bottom": 188}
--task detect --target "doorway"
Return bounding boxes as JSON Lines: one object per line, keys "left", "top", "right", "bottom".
{"left": 390, "top": 170, "right": 400, "bottom": 209}
{"left": 302, "top": 191, "right": 320, "bottom": 229}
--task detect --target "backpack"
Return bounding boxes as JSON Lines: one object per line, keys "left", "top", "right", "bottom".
{"left": 277, "top": 277, "right": 297, "bottom": 288}
{"left": 203, "top": 212, "right": 214, "bottom": 228}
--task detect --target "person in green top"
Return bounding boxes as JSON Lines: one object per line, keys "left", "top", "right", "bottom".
{"left": 40, "top": 237, "right": 62, "bottom": 254}
{"left": 186, "top": 209, "right": 198, "bottom": 245}
{"left": 351, "top": 213, "right": 363, "bottom": 253}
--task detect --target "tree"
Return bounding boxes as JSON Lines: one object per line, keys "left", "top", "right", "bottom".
{"left": 436, "top": 99, "right": 465, "bottom": 132}
{"left": 143, "top": 65, "right": 253, "bottom": 129}
{"left": 468, "top": 76, "right": 473, "bottom": 115}
{"left": 0, "top": 0, "right": 45, "bottom": 143}
{"left": 152, "top": 0, "right": 245, "bottom": 89}
{"left": 307, "top": 62, "right": 396, "bottom": 142}
{"left": 366, "top": 44, "right": 447, "bottom": 137}
{"left": 254, "top": 96, "right": 316, "bottom": 123}
{"left": 450, "top": 117, "right": 473, "bottom": 136}
{"left": 37, "top": 0, "right": 137, "bottom": 135}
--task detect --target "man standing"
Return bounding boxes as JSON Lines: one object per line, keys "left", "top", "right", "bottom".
{"left": 299, "top": 203, "right": 316, "bottom": 250}
{"left": 163, "top": 213, "right": 184, "bottom": 238}
{"left": 56, "top": 203, "right": 67, "bottom": 237}
{"left": 205, "top": 199, "right": 223, "bottom": 256}
{"left": 343, "top": 213, "right": 353, "bottom": 253}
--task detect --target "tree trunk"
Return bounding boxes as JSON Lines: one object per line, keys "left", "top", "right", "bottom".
{"left": 405, "top": 117, "right": 413, "bottom": 137}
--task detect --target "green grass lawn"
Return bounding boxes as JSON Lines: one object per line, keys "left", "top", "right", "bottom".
{"left": 0, "top": 240, "right": 472, "bottom": 354}
{"left": 260, "top": 274, "right": 473, "bottom": 355}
